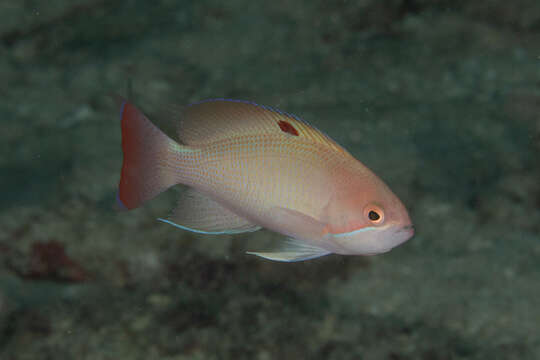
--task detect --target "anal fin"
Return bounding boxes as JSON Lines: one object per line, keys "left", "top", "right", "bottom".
{"left": 159, "top": 188, "right": 260, "bottom": 234}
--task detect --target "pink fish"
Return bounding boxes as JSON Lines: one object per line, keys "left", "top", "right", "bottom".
{"left": 116, "top": 98, "right": 414, "bottom": 261}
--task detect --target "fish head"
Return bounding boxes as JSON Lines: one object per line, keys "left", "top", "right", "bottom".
{"left": 324, "top": 175, "right": 414, "bottom": 255}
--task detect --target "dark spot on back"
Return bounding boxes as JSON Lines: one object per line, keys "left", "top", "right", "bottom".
{"left": 277, "top": 120, "right": 299, "bottom": 136}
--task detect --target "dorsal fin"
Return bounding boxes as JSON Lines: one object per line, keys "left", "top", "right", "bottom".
{"left": 178, "top": 99, "right": 347, "bottom": 153}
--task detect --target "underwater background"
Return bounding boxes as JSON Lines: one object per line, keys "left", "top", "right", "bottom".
{"left": 1, "top": 0, "right": 539, "bottom": 359}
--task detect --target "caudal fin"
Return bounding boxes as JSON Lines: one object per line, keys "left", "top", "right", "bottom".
{"left": 115, "top": 96, "right": 183, "bottom": 210}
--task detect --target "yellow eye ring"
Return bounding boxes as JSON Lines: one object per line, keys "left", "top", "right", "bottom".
{"left": 364, "top": 204, "right": 384, "bottom": 224}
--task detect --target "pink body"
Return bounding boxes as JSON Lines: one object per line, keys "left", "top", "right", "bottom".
{"left": 117, "top": 98, "right": 413, "bottom": 261}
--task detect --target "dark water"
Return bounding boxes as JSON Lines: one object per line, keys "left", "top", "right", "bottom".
{"left": 1, "top": 1, "right": 539, "bottom": 359}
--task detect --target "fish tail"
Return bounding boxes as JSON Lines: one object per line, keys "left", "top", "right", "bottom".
{"left": 115, "top": 96, "right": 189, "bottom": 210}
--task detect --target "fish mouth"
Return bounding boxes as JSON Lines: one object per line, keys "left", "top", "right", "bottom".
{"left": 397, "top": 224, "right": 414, "bottom": 235}
{"left": 363, "top": 224, "right": 415, "bottom": 255}
{"left": 391, "top": 224, "right": 415, "bottom": 247}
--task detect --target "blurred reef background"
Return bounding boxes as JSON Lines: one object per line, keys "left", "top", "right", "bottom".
{"left": 1, "top": 0, "right": 539, "bottom": 359}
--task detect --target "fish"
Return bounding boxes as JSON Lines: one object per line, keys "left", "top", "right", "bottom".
{"left": 115, "top": 97, "right": 414, "bottom": 262}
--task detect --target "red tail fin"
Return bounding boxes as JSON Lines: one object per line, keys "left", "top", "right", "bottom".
{"left": 115, "top": 97, "right": 180, "bottom": 210}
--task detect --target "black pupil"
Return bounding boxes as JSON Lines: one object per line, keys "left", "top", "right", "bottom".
{"left": 368, "top": 210, "right": 380, "bottom": 221}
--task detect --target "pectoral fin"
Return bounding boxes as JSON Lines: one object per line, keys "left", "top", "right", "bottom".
{"left": 247, "top": 238, "right": 331, "bottom": 262}
{"left": 268, "top": 207, "right": 328, "bottom": 239}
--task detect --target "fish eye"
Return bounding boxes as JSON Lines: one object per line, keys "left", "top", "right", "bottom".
{"left": 368, "top": 210, "right": 380, "bottom": 221}
{"left": 364, "top": 204, "right": 384, "bottom": 224}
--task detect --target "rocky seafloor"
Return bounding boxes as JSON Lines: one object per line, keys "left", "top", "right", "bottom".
{"left": 1, "top": 1, "right": 539, "bottom": 359}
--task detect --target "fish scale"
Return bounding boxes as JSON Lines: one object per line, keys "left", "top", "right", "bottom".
{"left": 172, "top": 138, "right": 331, "bottom": 218}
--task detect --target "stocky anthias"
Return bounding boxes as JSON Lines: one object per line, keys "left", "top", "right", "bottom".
{"left": 115, "top": 98, "right": 414, "bottom": 262}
